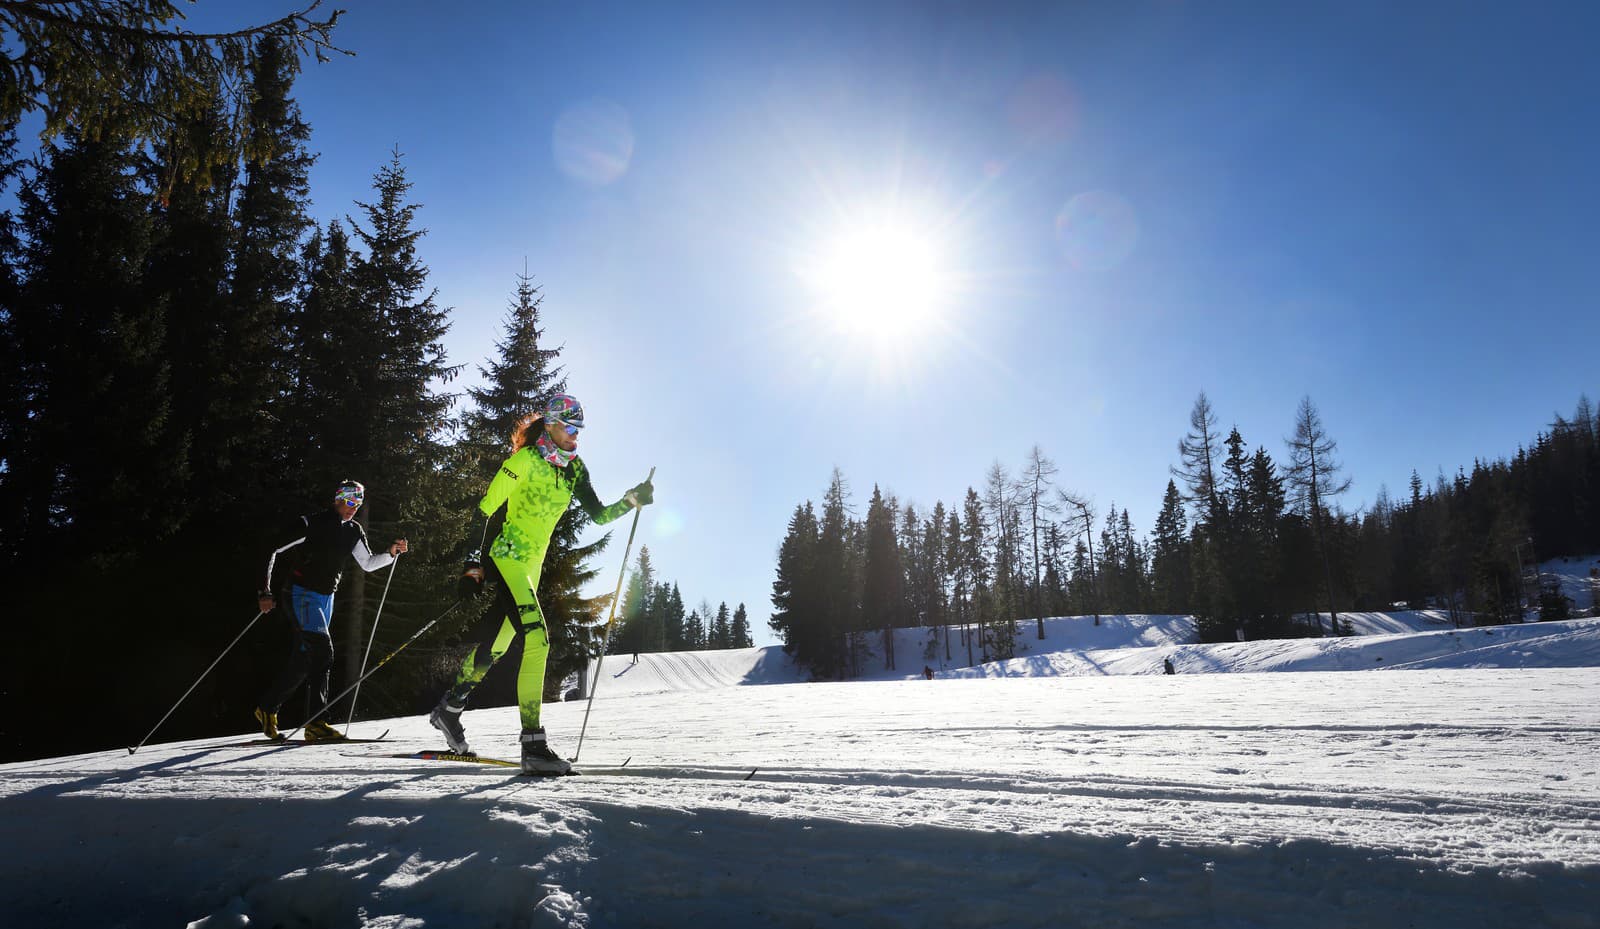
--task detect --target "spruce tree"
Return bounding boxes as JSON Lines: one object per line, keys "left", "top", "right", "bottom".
{"left": 1151, "top": 480, "right": 1191, "bottom": 614}
{"left": 818, "top": 469, "right": 859, "bottom": 677}
{"left": 861, "top": 484, "right": 906, "bottom": 669}
{"left": 660, "top": 583, "right": 685, "bottom": 653}
{"left": 611, "top": 546, "right": 656, "bottom": 656}
{"left": 337, "top": 149, "right": 461, "bottom": 703}
{"left": 769, "top": 502, "right": 822, "bottom": 671}
{"left": 460, "top": 271, "right": 565, "bottom": 475}
{"left": 14, "top": 129, "right": 185, "bottom": 563}
{"left": 0, "top": 126, "right": 28, "bottom": 560}
{"left": 225, "top": 34, "right": 314, "bottom": 501}
{"left": 730, "top": 603, "right": 752, "bottom": 648}
{"left": 0, "top": 1, "right": 348, "bottom": 181}
{"left": 711, "top": 602, "right": 731, "bottom": 649}
{"left": 143, "top": 84, "right": 232, "bottom": 504}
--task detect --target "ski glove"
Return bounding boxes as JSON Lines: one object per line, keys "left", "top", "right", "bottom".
{"left": 458, "top": 560, "right": 485, "bottom": 601}
{"left": 625, "top": 479, "right": 654, "bottom": 508}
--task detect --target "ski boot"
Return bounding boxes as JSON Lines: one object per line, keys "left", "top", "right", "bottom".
{"left": 520, "top": 727, "right": 572, "bottom": 776}
{"left": 253, "top": 707, "right": 281, "bottom": 741}
{"left": 430, "top": 695, "right": 471, "bottom": 754}
{"left": 304, "top": 719, "right": 345, "bottom": 742}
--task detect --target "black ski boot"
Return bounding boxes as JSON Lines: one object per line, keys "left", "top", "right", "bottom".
{"left": 429, "top": 695, "right": 471, "bottom": 754}
{"left": 520, "top": 727, "right": 572, "bottom": 776}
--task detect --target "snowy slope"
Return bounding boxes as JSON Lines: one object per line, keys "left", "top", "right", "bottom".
{"left": 3, "top": 619, "right": 1599, "bottom": 928}
{"left": 1540, "top": 554, "right": 1600, "bottom": 613}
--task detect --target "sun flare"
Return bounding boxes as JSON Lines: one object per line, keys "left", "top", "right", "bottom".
{"left": 803, "top": 218, "right": 950, "bottom": 341}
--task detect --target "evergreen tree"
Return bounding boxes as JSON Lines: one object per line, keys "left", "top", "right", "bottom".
{"left": 224, "top": 34, "right": 314, "bottom": 497}
{"left": 459, "top": 270, "right": 565, "bottom": 476}
{"left": 711, "top": 602, "right": 731, "bottom": 649}
{"left": 730, "top": 603, "right": 752, "bottom": 648}
{"left": 683, "top": 609, "right": 705, "bottom": 651}
{"left": 945, "top": 507, "right": 966, "bottom": 663}
{"left": 143, "top": 82, "right": 232, "bottom": 500}
{"left": 769, "top": 502, "right": 820, "bottom": 666}
{"left": 1150, "top": 480, "right": 1191, "bottom": 613}
{"left": 0, "top": 1, "right": 347, "bottom": 185}
{"left": 661, "top": 583, "right": 685, "bottom": 653}
{"left": 338, "top": 148, "right": 460, "bottom": 691}
{"left": 959, "top": 487, "right": 986, "bottom": 662}
{"left": 12, "top": 129, "right": 186, "bottom": 564}
{"left": 861, "top": 484, "right": 906, "bottom": 669}
{"left": 0, "top": 126, "right": 23, "bottom": 558}
{"left": 818, "top": 469, "right": 859, "bottom": 677}
{"left": 613, "top": 546, "right": 657, "bottom": 656}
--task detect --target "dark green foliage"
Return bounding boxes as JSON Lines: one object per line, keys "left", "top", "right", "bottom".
{"left": 730, "top": 603, "right": 753, "bottom": 648}
{"left": 459, "top": 272, "right": 565, "bottom": 476}
{"left": 862, "top": 484, "right": 905, "bottom": 669}
{"left": 0, "top": 0, "right": 348, "bottom": 191}
{"left": 1538, "top": 579, "right": 1572, "bottom": 622}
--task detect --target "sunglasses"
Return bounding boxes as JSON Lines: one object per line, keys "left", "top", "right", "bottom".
{"left": 336, "top": 493, "right": 364, "bottom": 507}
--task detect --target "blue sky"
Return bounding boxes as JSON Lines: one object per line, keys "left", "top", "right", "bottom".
{"left": 207, "top": 1, "right": 1598, "bottom": 643}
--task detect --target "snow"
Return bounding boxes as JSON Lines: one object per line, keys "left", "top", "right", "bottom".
{"left": 4, "top": 616, "right": 1598, "bottom": 928}
{"left": 1540, "top": 554, "right": 1600, "bottom": 613}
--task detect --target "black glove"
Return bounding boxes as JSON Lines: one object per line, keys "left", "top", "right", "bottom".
{"left": 625, "top": 479, "right": 654, "bottom": 508}
{"left": 458, "top": 561, "right": 484, "bottom": 601}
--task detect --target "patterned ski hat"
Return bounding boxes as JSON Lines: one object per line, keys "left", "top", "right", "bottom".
{"left": 334, "top": 479, "right": 365, "bottom": 507}
{"left": 542, "top": 393, "right": 584, "bottom": 430}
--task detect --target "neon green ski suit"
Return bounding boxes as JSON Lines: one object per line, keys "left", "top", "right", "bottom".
{"left": 445, "top": 445, "right": 634, "bottom": 728}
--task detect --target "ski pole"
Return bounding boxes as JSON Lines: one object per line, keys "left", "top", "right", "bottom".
{"left": 344, "top": 550, "right": 400, "bottom": 736}
{"left": 280, "top": 596, "right": 467, "bottom": 742}
{"left": 572, "top": 466, "right": 654, "bottom": 762}
{"left": 130, "top": 609, "right": 268, "bottom": 755}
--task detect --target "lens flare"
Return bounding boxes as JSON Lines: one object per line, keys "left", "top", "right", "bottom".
{"left": 552, "top": 100, "right": 634, "bottom": 186}
{"left": 1055, "top": 190, "right": 1140, "bottom": 271}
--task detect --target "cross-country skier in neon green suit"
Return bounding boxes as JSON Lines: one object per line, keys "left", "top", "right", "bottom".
{"left": 429, "top": 393, "right": 653, "bottom": 774}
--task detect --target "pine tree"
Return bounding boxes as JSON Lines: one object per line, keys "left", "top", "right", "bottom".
{"left": 0, "top": 2, "right": 348, "bottom": 186}
{"left": 769, "top": 503, "right": 820, "bottom": 665}
{"left": 861, "top": 484, "right": 906, "bottom": 669}
{"left": 460, "top": 270, "right": 565, "bottom": 476}
{"left": 730, "top": 603, "right": 753, "bottom": 648}
{"left": 662, "top": 584, "right": 685, "bottom": 653}
{"left": 13, "top": 129, "right": 186, "bottom": 564}
{"left": 0, "top": 126, "right": 23, "bottom": 560}
{"left": 919, "top": 501, "right": 949, "bottom": 658}
{"left": 1151, "top": 480, "right": 1191, "bottom": 613}
{"left": 338, "top": 148, "right": 461, "bottom": 693}
{"left": 818, "top": 470, "right": 858, "bottom": 677}
{"left": 711, "top": 602, "right": 731, "bottom": 649}
{"left": 224, "top": 34, "right": 314, "bottom": 499}
{"left": 613, "top": 546, "right": 657, "bottom": 656}
{"left": 960, "top": 487, "right": 988, "bottom": 659}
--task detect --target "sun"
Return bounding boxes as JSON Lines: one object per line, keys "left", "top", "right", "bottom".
{"left": 802, "top": 217, "right": 951, "bottom": 341}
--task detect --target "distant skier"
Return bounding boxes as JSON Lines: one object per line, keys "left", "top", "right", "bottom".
{"left": 1163, "top": 657, "right": 1176, "bottom": 675}
{"left": 923, "top": 665, "right": 934, "bottom": 680}
{"left": 429, "top": 394, "right": 653, "bottom": 774}
{"left": 254, "top": 479, "right": 408, "bottom": 742}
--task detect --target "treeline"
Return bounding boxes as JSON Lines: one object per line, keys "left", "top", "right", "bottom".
{"left": 0, "top": 29, "right": 614, "bottom": 760}
{"left": 608, "top": 546, "right": 755, "bottom": 654}
{"left": 769, "top": 393, "right": 1600, "bottom": 679}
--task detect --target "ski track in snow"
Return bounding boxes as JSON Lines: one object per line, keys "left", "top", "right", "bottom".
{"left": 4, "top": 619, "right": 1600, "bottom": 927}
